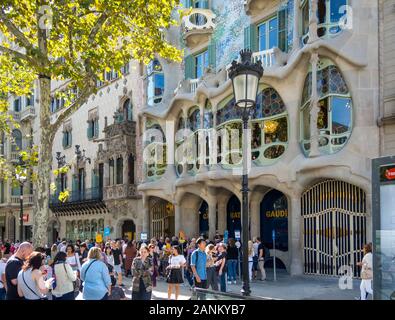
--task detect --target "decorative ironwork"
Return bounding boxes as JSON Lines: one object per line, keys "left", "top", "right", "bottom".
{"left": 301, "top": 180, "right": 367, "bottom": 278}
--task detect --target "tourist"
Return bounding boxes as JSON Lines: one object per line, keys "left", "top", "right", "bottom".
{"left": 167, "top": 245, "right": 186, "bottom": 300}
{"left": 49, "top": 244, "right": 58, "bottom": 265}
{"left": 80, "top": 247, "right": 111, "bottom": 300}
{"left": 190, "top": 238, "right": 208, "bottom": 299}
{"left": 3, "top": 240, "right": 11, "bottom": 258}
{"left": 111, "top": 241, "right": 124, "bottom": 286}
{"left": 51, "top": 251, "right": 77, "bottom": 300}
{"left": 252, "top": 238, "right": 259, "bottom": 280}
{"left": 4, "top": 242, "right": 33, "bottom": 300}
{"left": 215, "top": 243, "right": 227, "bottom": 292}
{"left": 226, "top": 239, "right": 238, "bottom": 284}
{"left": 104, "top": 246, "right": 114, "bottom": 268}
{"left": 108, "top": 268, "right": 127, "bottom": 300}
{"left": 248, "top": 240, "right": 254, "bottom": 281}
{"left": 205, "top": 244, "right": 218, "bottom": 291}
{"left": 79, "top": 243, "right": 88, "bottom": 265}
{"left": 131, "top": 246, "right": 153, "bottom": 300}
{"left": 124, "top": 241, "right": 138, "bottom": 278}
{"left": 17, "top": 251, "right": 53, "bottom": 300}
{"left": 58, "top": 240, "right": 67, "bottom": 253}
{"left": 65, "top": 244, "right": 81, "bottom": 272}
{"left": 148, "top": 244, "right": 159, "bottom": 287}
{"left": 257, "top": 237, "right": 266, "bottom": 281}
{"left": 0, "top": 250, "right": 7, "bottom": 300}
{"left": 358, "top": 243, "right": 373, "bottom": 300}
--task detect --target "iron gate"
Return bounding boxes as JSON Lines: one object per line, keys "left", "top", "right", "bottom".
{"left": 301, "top": 180, "right": 367, "bottom": 277}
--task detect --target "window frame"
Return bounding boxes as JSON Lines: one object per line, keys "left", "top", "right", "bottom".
{"left": 257, "top": 15, "right": 279, "bottom": 52}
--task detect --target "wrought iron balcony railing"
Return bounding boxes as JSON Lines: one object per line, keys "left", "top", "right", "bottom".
{"left": 50, "top": 187, "right": 103, "bottom": 206}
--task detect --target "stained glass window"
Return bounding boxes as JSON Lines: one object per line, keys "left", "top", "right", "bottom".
{"left": 188, "top": 108, "right": 201, "bottom": 132}
{"left": 254, "top": 88, "right": 286, "bottom": 119}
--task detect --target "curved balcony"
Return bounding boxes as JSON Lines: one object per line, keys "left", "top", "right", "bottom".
{"left": 20, "top": 106, "right": 36, "bottom": 121}
{"left": 182, "top": 8, "right": 216, "bottom": 48}
{"left": 301, "top": 131, "right": 351, "bottom": 156}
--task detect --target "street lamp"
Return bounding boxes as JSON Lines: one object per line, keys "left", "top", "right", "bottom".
{"left": 15, "top": 156, "right": 27, "bottom": 242}
{"left": 228, "top": 49, "right": 263, "bottom": 296}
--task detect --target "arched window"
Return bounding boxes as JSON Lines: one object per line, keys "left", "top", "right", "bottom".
{"left": 116, "top": 156, "right": 123, "bottom": 184}
{"left": 145, "top": 121, "right": 167, "bottom": 181}
{"left": 123, "top": 99, "right": 133, "bottom": 121}
{"left": 11, "top": 129, "right": 22, "bottom": 151}
{"left": 216, "top": 87, "right": 288, "bottom": 168}
{"left": 300, "top": 58, "right": 352, "bottom": 155}
{"left": 188, "top": 108, "right": 201, "bottom": 132}
{"left": 203, "top": 100, "right": 213, "bottom": 129}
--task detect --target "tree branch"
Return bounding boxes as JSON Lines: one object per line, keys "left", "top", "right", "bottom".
{"left": 0, "top": 9, "right": 45, "bottom": 63}
{"left": 87, "top": 12, "right": 108, "bottom": 45}
{"left": 51, "top": 78, "right": 97, "bottom": 134}
{"left": 0, "top": 45, "right": 41, "bottom": 69}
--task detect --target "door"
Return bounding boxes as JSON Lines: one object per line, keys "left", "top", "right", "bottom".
{"left": 302, "top": 180, "right": 367, "bottom": 277}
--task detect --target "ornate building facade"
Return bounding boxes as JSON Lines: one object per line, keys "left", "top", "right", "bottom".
{"left": 137, "top": 0, "right": 383, "bottom": 277}
{"left": 46, "top": 61, "right": 145, "bottom": 244}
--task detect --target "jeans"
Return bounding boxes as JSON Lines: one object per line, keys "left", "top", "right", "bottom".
{"left": 0, "top": 288, "right": 6, "bottom": 300}
{"left": 206, "top": 267, "right": 218, "bottom": 291}
{"left": 227, "top": 259, "right": 238, "bottom": 281}
{"left": 53, "top": 291, "right": 75, "bottom": 300}
{"left": 218, "top": 272, "right": 226, "bottom": 292}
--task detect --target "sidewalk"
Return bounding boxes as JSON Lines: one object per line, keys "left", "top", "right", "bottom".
{"left": 76, "top": 269, "right": 362, "bottom": 300}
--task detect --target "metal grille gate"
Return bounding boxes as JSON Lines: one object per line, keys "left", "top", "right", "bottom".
{"left": 301, "top": 180, "right": 367, "bottom": 277}
{"left": 151, "top": 199, "right": 174, "bottom": 239}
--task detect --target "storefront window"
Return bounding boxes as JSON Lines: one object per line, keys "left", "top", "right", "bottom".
{"left": 300, "top": 58, "right": 352, "bottom": 155}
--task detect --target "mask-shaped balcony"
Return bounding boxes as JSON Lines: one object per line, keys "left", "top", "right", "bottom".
{"left": 182, "top": 8, "right": 216, "bottom": 48}
{"left": 244, "top": 0, "right": 273, "bottom": 16}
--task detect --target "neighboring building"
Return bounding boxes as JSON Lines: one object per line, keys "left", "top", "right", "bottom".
{"left": 0, "top": 90, "right": 37, "bottom": 242}
{"left": 45, "top": 61, "right": 145, "bottom": 244}
{"left": 138, "top": 0, "right": 382, "bottom": 278}
{"left": 378, "top": 0, "right": 395, "bottom": 155}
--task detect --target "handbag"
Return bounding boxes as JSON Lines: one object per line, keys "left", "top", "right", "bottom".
{"left": 361, "top": 267, "right": 373, "bottom": 280}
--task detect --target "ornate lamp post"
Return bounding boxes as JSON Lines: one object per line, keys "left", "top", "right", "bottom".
{"left": 15, "top": 156, "right": 27, "bottom": 242}
{"left": 228, "top": 49, "right": 263, "bottom": 296}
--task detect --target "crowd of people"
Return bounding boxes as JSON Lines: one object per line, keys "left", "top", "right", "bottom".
{"left": 0, "top": 236, "right": 374, "bottom": 300}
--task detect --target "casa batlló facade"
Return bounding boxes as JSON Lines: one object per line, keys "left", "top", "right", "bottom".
{"left": 138, "top": 0, "right": 382, "bottom": 277}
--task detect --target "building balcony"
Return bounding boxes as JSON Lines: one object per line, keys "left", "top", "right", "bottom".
{"left": 103, "top": 184, "right": 137, "bottom": 201}
{"left": 226, "top": 48, "right": 282, "bottom": 80}
{"left": 20, "top": 106, "right": 36, "bottom": 121}
{"left": 9, "top": 151, "right": 20, "bottom": 162}
{"left": 182, "top": 8, "right": 216, "bottom": 48}
{"left": 10, "top": 194, "right": 34, "bottom": 206}
{"left": 9, "top": 110, "right": 21, "bottom": 121}
{"left": 50, "top": 187, "right": 103, "bottom": 206}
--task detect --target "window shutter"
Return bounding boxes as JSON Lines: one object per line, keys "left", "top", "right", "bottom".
{"left": 62, "top": 133, "right": 66, "bottom": 148}
{"left": 184, "top": 0, "right": 192, "bottom": 8}
{"left": 201, "top": 0, "right": 209, "bottom": 9}
{"left": 278, "top": 5, "right": 288, "bottom": 52}
{"left": 69, "top": 132, "right": 72, "bottom": 147}
{"left": 87, "top": 124, "right": 92, "bottom": 139}
{"left": 94, "top": 120, "right": 99, "bottom": 138}
{"left": 208, "top": 40, "right": 216, "bottom": 71}
{"left": 72, "top": 176, "right": 78, "bottom": 199}
{"left": 184, "top": 54, "right": 195, "bottom": 79}
{"left": 244, "top": 24, "right": 258, "bottom": 52}
{"left": 91, "top": 170, "right": 98, "bottom": 196}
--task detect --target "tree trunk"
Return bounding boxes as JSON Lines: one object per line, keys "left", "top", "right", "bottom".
{"left": 32, "top": 76, "right": 52, "bottom": 247}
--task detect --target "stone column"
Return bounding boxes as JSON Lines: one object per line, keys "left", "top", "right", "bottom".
{"left": 293, "top": 0, "right": 301, "bottom": 52}
{"left": 197, "top": 104, "right": 207, "bottom": 172}
{"left": 165, "top": 120, "right": 177, "bottom": 178}
{"left": 217, "top": 198, "right": 227, "bottom": 234}
{"left": 289, "top": 194, "right": 303, "bottom": 275}
{"left": 142, "top": 115, "right": 148, "bottom": 183}
{"left": 309, "top": 51, "right": 320, "bottom": 157}
{"left": 174, "top": 202, "right": 182, "bottom": 236}
{"left": 180, "top": 108, "right": 189, "bottom": 178}
{"left": 207, "top": 188, "right": 217, "bottom": 240}
{"left": 250, "top": 199, "right": 260, "bottom": 239}
{"left": 142, "top": 195, "right": 150, "bottom": 236}
{"left": 210, "top": 103, "right": 219, "bottom": 169}
{"left": 308, "top": 0, "right": 319, "bottom": 44}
